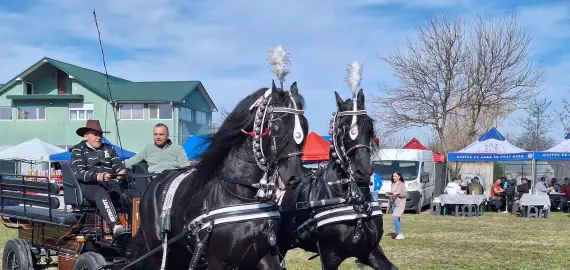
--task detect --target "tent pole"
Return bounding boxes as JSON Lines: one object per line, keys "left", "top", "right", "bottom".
{"left": 530, "top": 158, "right": 536, "bottom": 194}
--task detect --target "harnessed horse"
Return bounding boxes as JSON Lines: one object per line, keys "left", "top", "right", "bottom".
{"left": 125, "top": 81, "right": 309, "bottom": 270}
{"left": 270, "top": 89, "right": 398, "bottom": 270}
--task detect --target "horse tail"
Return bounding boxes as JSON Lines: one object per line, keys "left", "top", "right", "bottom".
{"left": 126, "top": 227, "right": 149, "bottom": 269}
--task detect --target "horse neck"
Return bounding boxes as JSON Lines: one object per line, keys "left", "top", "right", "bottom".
{"left": 215, "top": 138, "right": 265, "bottom": 203}
{"left": 308, "top": 161, "right": 346, "bottom": 200}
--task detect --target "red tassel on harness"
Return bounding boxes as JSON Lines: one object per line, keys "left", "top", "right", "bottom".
{"left": 241, "top": 128, "right": 271, "bottom": 137}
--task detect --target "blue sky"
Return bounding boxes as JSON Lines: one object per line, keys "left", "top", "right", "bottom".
{"left": 1, "top": 0, "right": 569, "bottom": 145}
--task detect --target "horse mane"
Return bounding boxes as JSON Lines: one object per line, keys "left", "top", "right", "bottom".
{"left": 192, "top": 88, "right": 269, "bottom": 184}
{"left": 189, "top": 87, "right": 306, "bottom": 190}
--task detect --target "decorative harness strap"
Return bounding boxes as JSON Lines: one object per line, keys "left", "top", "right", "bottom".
{"left": 158, "top": 170, "right": 194, "bottom": 270}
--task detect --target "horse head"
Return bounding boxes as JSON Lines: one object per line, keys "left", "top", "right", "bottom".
{"left": 330, "top": 88, "right": 378, "bottom": 187}
{"left": 247, "top": 80, "right": 308, "bottom": 190}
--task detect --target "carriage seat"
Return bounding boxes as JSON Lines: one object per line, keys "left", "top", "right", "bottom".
{"left": 0, "top": 174, "right": 82, "bottom": 226}
{"left": 61, "top": 162, "right": 95, "bottom": 209}
{"left": 61, "top": 162, "right": 142, "bottom": 208}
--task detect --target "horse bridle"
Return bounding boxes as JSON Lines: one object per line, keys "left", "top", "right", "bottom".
{"left": 242, "top": 88, "right": 305, "bottom": 200}
{"left": 328, "top": 96, "right": 371, "bottom": 184}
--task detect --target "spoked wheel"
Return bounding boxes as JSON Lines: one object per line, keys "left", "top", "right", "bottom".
{"left": 2, "top": 239, "right": 35, "bottom": 270}
{"left": 73, "top": 252, "right": 107, "bottom": 270}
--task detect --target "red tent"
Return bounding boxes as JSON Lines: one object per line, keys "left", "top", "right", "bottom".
{"left": 402, "top": 138, "right": 445, "bottom": 163}
{"left": 302, "top": 132, "right": 331, "bottom": 162}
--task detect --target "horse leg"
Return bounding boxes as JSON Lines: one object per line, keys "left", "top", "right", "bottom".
{"left": 205, "top": 255, "right": 234, "bottom": 270}
{"left": 319, "top": 248, "right": 343, "bottom": 270}
{"left": 356, "top": 245, "right": 398, "bottom": 270}
{"left": 256, "top": 249, "right": 282, "bottom": 270}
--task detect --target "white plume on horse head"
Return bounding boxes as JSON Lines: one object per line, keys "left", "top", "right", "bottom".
{"left": 267, "top": 45, "right": 291, "bottom": 88}
{"left": 345, "top": 61, "right": 362, "bottom": 97}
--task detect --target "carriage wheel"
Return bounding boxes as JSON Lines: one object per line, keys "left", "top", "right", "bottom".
{"left": 2, "top": 238, "right": 35, "bottom": 270}
{"left": 73, "top": 252, "right": 107, "bottom": 270}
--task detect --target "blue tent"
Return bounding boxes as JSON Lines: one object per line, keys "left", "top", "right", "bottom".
{"left": 50, "top": 137, "right": 136, "bottom": 161}
{"left": 183, "top": 135, "right": 210, "bottom": 161}
{"left": 447, "top": 128, "right": 534, "bottom": 162}
{"left": 534, "top": 133, "right": 570, "bottom": 161}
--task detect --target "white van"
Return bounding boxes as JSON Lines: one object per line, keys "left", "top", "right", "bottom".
{"left": 372, "top": 149, "right": 437, "bottom": 214}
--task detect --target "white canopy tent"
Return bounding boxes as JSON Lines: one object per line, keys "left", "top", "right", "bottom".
{"left": 0, "top": 138, "right": 66, "bottom": 162}
{"left": 0, "top": 138, "right": 66, "bottom": 176}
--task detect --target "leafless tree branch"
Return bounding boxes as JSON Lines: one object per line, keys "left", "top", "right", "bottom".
{"left": 511, "top": 97, "right": 555, "bottom": 151}
{"left": 372, "top": 12, "right": 543, "bottom": 155}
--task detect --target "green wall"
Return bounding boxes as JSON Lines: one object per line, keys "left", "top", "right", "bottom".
{"left": 0, "top": 65, "right": 213, "bottom": 153}
{"left": 179, "top": 86, "right": 213, "bottom": 143}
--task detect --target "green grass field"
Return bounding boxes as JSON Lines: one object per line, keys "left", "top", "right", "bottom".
{"left": 0, "top": 212, "right": 568, "bottom": 269}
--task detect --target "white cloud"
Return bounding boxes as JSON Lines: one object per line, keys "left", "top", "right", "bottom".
{"left": 0, "top": 0, "right": 569, "bottom": 144}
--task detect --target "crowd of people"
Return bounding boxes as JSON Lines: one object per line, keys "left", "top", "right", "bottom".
{"left": 443, "top": 172, "right": 570, "bottom": 214}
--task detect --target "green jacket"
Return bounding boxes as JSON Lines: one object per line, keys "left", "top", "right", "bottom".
{"left": 124, "top": 140, "right": 189, "bottom": 173}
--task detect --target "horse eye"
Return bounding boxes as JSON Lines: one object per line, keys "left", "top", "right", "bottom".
{"left": 273, "top": 125, "right": 280, "bottom": 132}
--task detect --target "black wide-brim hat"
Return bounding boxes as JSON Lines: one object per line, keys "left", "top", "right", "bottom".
{"left": 76, "top": 120, "right": 110, "bottom": 137}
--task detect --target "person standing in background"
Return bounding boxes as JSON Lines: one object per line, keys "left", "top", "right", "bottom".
{"left": 389, "top": 171, "right": 407, "bottom": 240}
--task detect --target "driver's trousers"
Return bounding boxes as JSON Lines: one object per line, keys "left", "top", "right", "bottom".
{"left": 80, "top": 183, "right": 122, "bottom": 227}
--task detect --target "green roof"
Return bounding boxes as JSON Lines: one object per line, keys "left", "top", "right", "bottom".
{"left": 0, "top": 57, "right": 217, "bottom": 110}
{"left": 45, "top": 57, "right": 131, "bottom": 99}
{"left": 104, "top": 81, "right": 200, "bottom": 101}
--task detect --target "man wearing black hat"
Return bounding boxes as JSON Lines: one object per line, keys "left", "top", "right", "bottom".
{"left": 69, "top": 120, "right": 127, "bottom": 237}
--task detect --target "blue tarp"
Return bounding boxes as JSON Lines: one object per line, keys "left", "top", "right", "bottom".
{"left": 180, "top": 134, "right": 330, "bottom": 163}
{"left": 447, "top": 128, "right": 534, "bottom": 162}
{"left": 183, "top": 135, "right": 210, "bottom": 161}
{"left": 50, "top": 137, "right": 136, "bottom": 161}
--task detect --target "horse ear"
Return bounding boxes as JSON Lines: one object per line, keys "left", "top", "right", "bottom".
{"left": 290, "top": 82, "right": 298, "bottom": 94}
{"left": 357, "top": 88, "right": 365, "bottom": 105}
{"left": 334, "top": 91, "right": 344, "bottom": 109}
{"left": 271, "top": 80, "right": 278, "bottom": 91}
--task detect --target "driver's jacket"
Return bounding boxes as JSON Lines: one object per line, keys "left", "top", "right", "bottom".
{"left": 69, "top": 140, "right": 125, "bottom": 184}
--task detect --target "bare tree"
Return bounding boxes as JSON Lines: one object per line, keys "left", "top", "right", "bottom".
{"left": 463, "top": 14, "right": 543, "bottom": 139}
{"left": 512, "top": 98, "right": 555, "bottom": 151}
{"left": 373, "top": 13, "right": 469, "bottom": 155}
{"left": 373, "top": 12, "right": 544, "bottom": 155}
{"left": 555, "top": 99, "right": 570, "bottom": 135}
{"left": 378, "top": 133, "right": 413, "bottom": 149}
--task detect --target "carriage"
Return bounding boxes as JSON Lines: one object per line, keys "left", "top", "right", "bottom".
{"left": 0, "top": 162, "right": 152, "bottom": 270}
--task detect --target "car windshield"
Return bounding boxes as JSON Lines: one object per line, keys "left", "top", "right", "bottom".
{"left": 372, "top": 161, "right": 419, "bottom": 181}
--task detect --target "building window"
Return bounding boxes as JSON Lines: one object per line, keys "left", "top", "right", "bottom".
{"left": 180, "top": 107, "right": 193, "bottom": 122}
{"left": 0, "top": 107, "right": 11, "bottom": 120}
{"left": 25, "top": 82, "right": 34, "bottom": 95}
{"left": 149, "top": 104, "right": 172, "bottom": 120}
{"left": 119, "top": 104, "right": 144, "bottom": 120}
{"left": 196, "top": 111, "right": 208, "bottom": 125}
{"left": 69, "top": 103, "right": 94, "bottom": 120}
{"left": 17, "top": 106, "right": 45, "bottom": 120}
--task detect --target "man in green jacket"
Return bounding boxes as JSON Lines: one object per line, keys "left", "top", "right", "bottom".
{"left": 124, "top": 123, "right": 190, "bottom": 173}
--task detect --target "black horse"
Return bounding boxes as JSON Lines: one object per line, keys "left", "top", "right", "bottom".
{"left": 274, "top": 89, "right": 397, "bottom": 270}
{"left": 126, "top": 82, "right": 309, "bottom": 270}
